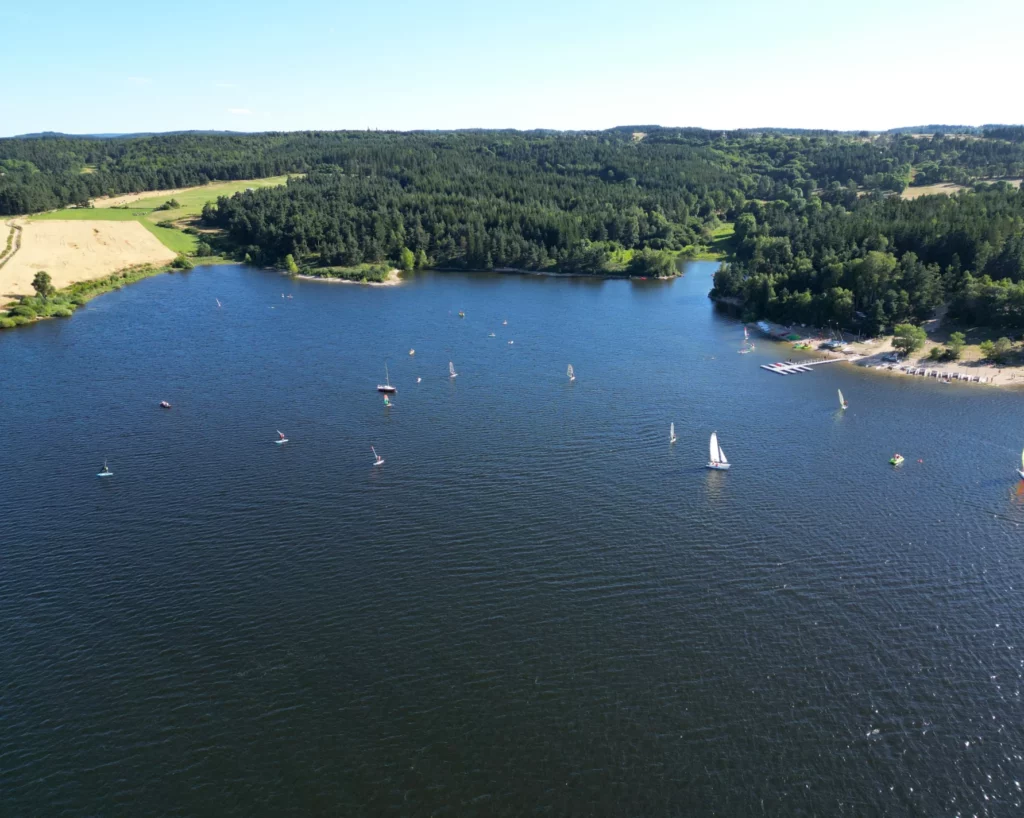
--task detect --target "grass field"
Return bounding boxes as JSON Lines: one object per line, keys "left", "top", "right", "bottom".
{"left": 687, "top": 222, "right": 735, "bottom": 261}
{"left": 30, "top": 176, "right": 292, "bottom": 255}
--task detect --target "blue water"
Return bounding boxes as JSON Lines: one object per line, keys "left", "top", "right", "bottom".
{"left": 2, "top": 263, "right": 1023, "bottom": 815}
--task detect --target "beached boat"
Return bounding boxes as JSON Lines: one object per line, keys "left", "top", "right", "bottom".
{"left": 670, "top": 422, "right": 677, "bottom": 444}
{"left": 372, "top": 446, "right": 384, "bottom": 466}
{"left": 377, "top": 363, "right": 397, "bottom": 393}
{"left": 567, "top": 364, "right": 575, "bottom": 382}
{"left": 707, "top": 432, "right": 730, "bottom": 470}
{"left": 838, "top": 389, "right": 848, "bottom": 410}
{"left": 449, "top": 361, "right": 458, "bottom": 378}
{"left": 275, "top": 430, "right": 288, "bottom": 445}
{"left": 97, "top": 459, "right": 113, "bottom": 478}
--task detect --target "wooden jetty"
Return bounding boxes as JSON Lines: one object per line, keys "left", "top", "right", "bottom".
{"left": 761, "top": 356, "right": 862, "bottom": 375}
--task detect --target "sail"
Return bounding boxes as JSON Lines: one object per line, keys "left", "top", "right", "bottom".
{"left": 744, "top": 327, "right": 749, "bottom": 340}
{"left": 709, "top": 432, "right": 719, "bottom": 463}
{"left": 385, "top": 363, "right": 390, "bottom": 386}
{"left": 567, "top": 364, "right": 574, "bottom": 378}
{"left": 1021, "top": 448, "right": 1023, "bottom": 470}
{"left": 449, "top": 361, "right": 456, "bottom": 376}
{"left": 670, "top": 422, "right": 675, "bottom": 441}
{"left": 718, "top": 444, "right": 728, "bottom": 464}
{"left": 838, "top": 388, "right": 845, "bottom": 407}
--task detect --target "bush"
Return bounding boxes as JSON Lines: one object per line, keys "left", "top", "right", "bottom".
{"left": 52, "top": 307, "right": 74, "bottom": 318}
{"left": 195, "top": 241, "right": 213, "bottom": 257}
{"left": 7, "top": 304, "right": 37, "bottom": 319}
{"left": 9, "top": 315, "right": 31, "bottom": 326}
{"left": 928, "top": 346, "right": 944, "bottom": 360}
{"left": 170, "top": 254, "right": 194, "bottom": 270}
{"left": 0, "top": 317, "right": 16, "bottom": 329}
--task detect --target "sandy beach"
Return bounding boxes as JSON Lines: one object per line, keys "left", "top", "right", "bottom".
{"left": 296, "top": 268, "right": 403, "bottom": 287}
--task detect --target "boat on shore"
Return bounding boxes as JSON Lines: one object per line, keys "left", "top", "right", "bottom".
{"left": 707, "top": 432, "right": 730, "bottom": 470}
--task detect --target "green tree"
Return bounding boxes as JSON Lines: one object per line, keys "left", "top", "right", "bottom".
{"left": 947, "top": 331, "right": 966, "bottom": 359}
{"left": 414, "top": 248, "right": 428, "bottom": 269}
{"left": 32, "top": 270, "right": 54, "bottom": 298}
{"left": 981, "top": 336, "right": 1013, "bottom": 363}
{"left": 399, "top": 247, "right": 415, "bottom": 272}
{"left": 892, "top": 323, "right": 927, "bottom": 355}
{"left": 284, "top": 254, "right": 299, "bottom": 274}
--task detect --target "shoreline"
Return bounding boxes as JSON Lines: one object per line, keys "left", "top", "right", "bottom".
{"left": 294, "top": 268, "right": 403, "bottom": 287}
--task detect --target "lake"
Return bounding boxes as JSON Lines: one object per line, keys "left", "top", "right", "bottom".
{"left": 2, "top": 262, "right": 1023, "bottom": 816}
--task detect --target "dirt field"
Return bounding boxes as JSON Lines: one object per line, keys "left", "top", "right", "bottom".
{"left": 901, "top": 182, "right": 968, "bottom": 199}
{"left": 1, "top": 219, "right": 176, "bottom": 297}
{"left": 91, "top": 188, "right": 191, "bottom": 208}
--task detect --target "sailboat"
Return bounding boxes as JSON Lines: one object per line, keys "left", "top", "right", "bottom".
{"left": 216, "top": 298, "right": 222, "bottom": 308}
{"left": 377, "top": 362, "right": 397, "bottom": 393}
{"left": 275, "top": 430, "right": 288, "bottom": 445}
{"left": 838, "top": 389, "right": 848, "bottom": 410}
{"left": 744, "top": 326, "right": 749, "bottom": 341}
{"left": 502, "top": 320, "right": 508, "bottom": 326}
{"left": 449, "top": 361, "right": 458, "bottom": 378}
{"left": 97, "top": 459, "right": 113, "bottom": 478}
{"left": 706, "top": 432, "right": 730, "bottom": 470}
{"left": 372, "top": 446, "right": 384, "bottom": 466}
{"left": 567, "top": 364, "right": 575, "bottom": 382}
{"left": 670, "top": 423, "right": 677, "bottom": 444}
{"left": 1017, "top": 448, "right": 1024, "bottom": 480}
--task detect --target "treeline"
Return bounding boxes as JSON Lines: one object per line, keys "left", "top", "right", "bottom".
{"left": 711, "top": 184, "right": 1024, "bottom": 330}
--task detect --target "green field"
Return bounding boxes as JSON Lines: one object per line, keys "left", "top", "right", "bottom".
{"left": 687, "top": 221, "right": 735, "bottom": 261}
{"left": 30, "top": 176, "right": 292, "bottom": 256}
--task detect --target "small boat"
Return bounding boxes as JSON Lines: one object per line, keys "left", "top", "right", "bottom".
{"left": 670, "top": 422, "right": 677, "bottom": 444}
{"left": 216, "top": 298, "right": 222, "bottom": 308}
{"left": 488, "top": 333, "right": 496, "bottom": 337}
{"left": 97, "top": 459, "right": 113, "bottom": 478}
{"left": 567, "top": 364, "right": 575, "bottom": 382}
{"left": 449, "top": 361, "right": 458, "bottom": 379}
{"left": 383, "top": 395, "right": 391, "bottom": 406}
{"left": 838, "top": 389, "right": 848, "bottom": 410}
{"left": 372, "top": 446, "right": 384, "bottom": 466}
{"left": 377, "top": 362, "right": 397, "bottom": 393}
{"left": 159, "top": 400, "right": 171, "bottom": 409}
{"left": 458, "top": 311, "right": 465, "bottom": 318}
{"left": 744, "top": 326, "right": 749, "bottom": 341}
{"left": 409, "top": 349, "right": 415, "bottom": 356}
{"left": 286, "top": 295, "right": 293, "bottom": 299}
{"left": 502, "top": 320, "right": 508, "bottom": 326}
{"left": 416, "top": 377, "right": 422, "bottom": 383}
{"left": 508, "top": 340, "right": 514, "bottom": 345}
{"left": 890, "top": 454, "right": 904, "bottom": 466}
{"left": 707, "top": 432, "right": 730, "bottom": 470}
{"left": 1017, "top": 448, "right": 1024, "bottom": 480}
{"left": 275, "top": 430, "right": 288, "bottom": 445}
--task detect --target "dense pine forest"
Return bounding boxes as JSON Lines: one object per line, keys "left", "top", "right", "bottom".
{"left": 3, "top": 127, "right": 1024, "bottom": 329}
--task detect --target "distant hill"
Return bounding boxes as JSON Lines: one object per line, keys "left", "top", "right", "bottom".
{"left": 11, "top": 130, "right": 253, "bottom": 140}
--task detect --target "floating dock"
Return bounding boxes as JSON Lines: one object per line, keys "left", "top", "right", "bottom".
{"left": 761, "top": 357, "right": 862, "bottom": 375}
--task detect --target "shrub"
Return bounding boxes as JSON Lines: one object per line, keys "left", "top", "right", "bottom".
{"left": 9, "top": 315, "right": 31, "bottom": 326}
{"left": 7, "top": 305, "right": 37, "bottom": 319}
{"left": 52, "top": 307, "right": 74, "bottom": 318}
{"left": 170, "top": 254, "right": 194, "bottom": 270}
{"left": 0, "top": 317, "right": 15, "bottom": 329}
{"left": 928, "top": 346, "right": 944, "bottom": 360}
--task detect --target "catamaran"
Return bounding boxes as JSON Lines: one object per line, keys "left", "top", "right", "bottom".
{"left": 372, "top": 446, "right": 384, "bottom": 466}
{"left": 97, "top": 459, "right": 113, "bottom": 478}
{"left": 377, "top": 362, "right": 397, "bottom": 393}
{"left": 449, "top": 361, "right": 458, "bottom": 378}
{"left": 670, "top": 423, "right": 677, "bottom": 444}
{"left": 707, "top": 432, "right": 730, "bottom": 470}
{"left": 838, "top": 388, "right": 848, "bottom": 410}
{"left": 567, "top": 364, "right": 575, "bottom": 382}
{"left": 275, "top": 430, "right": 288, "bottom": 445}
{"left": 1017, "top": 448, "right": 1024, "bottom": 480}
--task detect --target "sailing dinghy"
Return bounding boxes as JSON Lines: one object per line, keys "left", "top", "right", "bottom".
{"left": 97, "top": 459, "right": 113, "bottom": 478}
{"left": 706, "top": 432, "right": 730, "bottom": 470}
{"left": 449, "top": 361, "right": 458, "bottom": 378}
{"left": 377, "top": 363, "right": 397, "bottom": 393}
{"left": 275, "top": 430, "right": 288, "bottom": 445}
{"left": 1017, "top": 448, "right": 1024, "bottom": 480}
{"left": 670, "top": 423, "right": 677, "bottom": 444}
{"left": 372, "top": 446, "right": 384, "bottom": 466}
{"left": 567, "top": 364, "right": 575, "bottom": 382}
{"left": 838, "top": 389, "right": 848, "bottom": 410}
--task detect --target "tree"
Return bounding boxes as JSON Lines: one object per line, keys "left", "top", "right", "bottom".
{"left": 892, "top": 323, "right": 927, "bottom": 355}
{"left": 947, "top": 331, "right": 966, "bottom": 359}
{"left": 981, "top": 336, "right": 1013, "bottom": 363}
{"left": 31, "top": 270, "right": 54, "bottom": 298}
{"left": 414, "top": 248, "right": 428, "bottom": 269}
{"left": 398, "top": 247, "right": 415, "bottom": 272}
{"left": 284, "top": 254, "right": 299, "bottom": 274}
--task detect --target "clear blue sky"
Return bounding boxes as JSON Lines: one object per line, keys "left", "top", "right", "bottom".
{"left": 2, "top": 0, "right": 1020, "bottom": 136}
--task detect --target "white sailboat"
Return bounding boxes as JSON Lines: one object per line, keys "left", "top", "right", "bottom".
{"left": 377, "top": 362, "right": 396, "bottom": 393}
{"left": 670, "top": 423, "right": 677, "bottom": 444}
{"left": 706, "top": 432, "right": 730, "bottom": 470}
{"left": 449, "top": 361, "right": 458, "bottom": 378}
{"left": 838, "top": 388, "right": 848, "bottom": 410}
{"left": 567, "top": 364, "right": 575, "bottom": 382}
{"left": 97, "top": 459, "right": 113, "bottom": 477}
{"left": 744, "top": 326, "right": 749, "bottom": 341}
{"left": 275, "top": 430, "right": 288, "bottom": 444}
{"left": 1017, "top": 448, "right": 1024, "bottom": 480}
{"left": 372, "top": 446, "right": 384, "bottom": 466}
{"left": 216, "top": 298, "right": 222, "bottom": 308}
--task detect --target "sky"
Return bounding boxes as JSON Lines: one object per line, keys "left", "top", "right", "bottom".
{"left": 1, "top": 0, "right": 1021, "bottom": 136}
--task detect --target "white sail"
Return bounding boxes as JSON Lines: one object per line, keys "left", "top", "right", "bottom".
{"left": 718, "top": 444, "right": 728, "bottom": 464}
{"left": 449, "top": 361, "right": 457, "bottom": 377}
{"left": 838, "top": 388, "right": 845, "bottom": 408}
{"left": 567, "top": 364, "right": 574, "bottom": 379}
{"left": 670, "top": 422, "right": 676, "bottom": 442}
{"left": 1021, "top": 448, "right": 1023, "bottom": 470}
{"left": 744, "top": 326, "right": 749, "bottom": 340}
{"left": 709, "top": 432, "right": 719, "bottom": 463}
